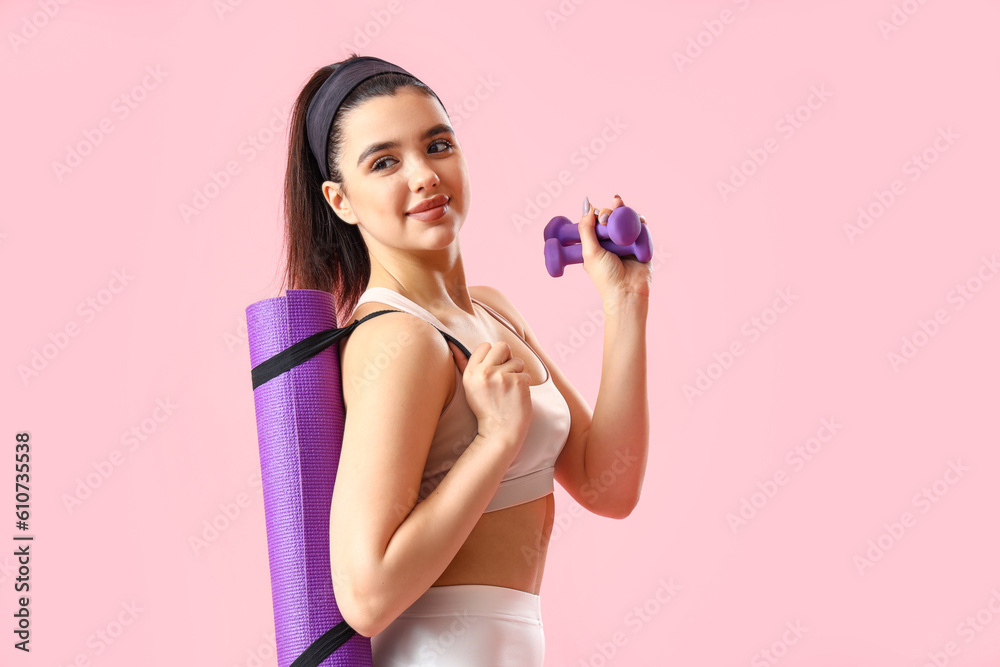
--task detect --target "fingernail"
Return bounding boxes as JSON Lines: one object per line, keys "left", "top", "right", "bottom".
{"left": 614, "top": 194, "right": 621, "bottom": 200}
{"left": 598, "top": 209, "right": 610, "bottom": 224}
{"left": 582, "top": 195, "right": 590, "bottom": 216}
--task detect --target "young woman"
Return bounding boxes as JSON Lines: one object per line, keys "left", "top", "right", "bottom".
{"left": 280, "top": 53, "right": 651, "bottom": 666}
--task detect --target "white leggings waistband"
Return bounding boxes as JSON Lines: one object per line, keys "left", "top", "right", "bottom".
{"left": 396, "top": 584, "right": 542, "bottom": 625}
{"left": 371, "top": 584, "right": 545, "bottom": 666}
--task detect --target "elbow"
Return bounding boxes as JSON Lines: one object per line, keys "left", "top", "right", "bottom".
{"left": 587, "top": 497, "right": 636, "bottom": 520}
{"left": 341, "top": 608, "right": 380, "bottom": 639}
{"left": 620, "top": 499, "right": 639, "bottom": 519}
{"left": 606, "top": 492, "right": 641, "bottom": 520}
{"left": 579, "top": 483, "right": 640, "bottom": 519}
{"left": 607, "top": 503, "right": 636, "bottom": 520}
{"left": 332, "top": 565, "right": 386, "bottom": 638}
{"left": 336, "top": 582, "right": 385, "bottom": 638}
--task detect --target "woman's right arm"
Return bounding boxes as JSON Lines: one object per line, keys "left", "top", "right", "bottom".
{"left": 329, "top": 315, "right": 521, "bottom": 638}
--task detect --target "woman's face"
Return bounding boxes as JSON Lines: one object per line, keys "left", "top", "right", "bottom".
{"left": 325, "top": 87, "right": 470, "bottom": 252}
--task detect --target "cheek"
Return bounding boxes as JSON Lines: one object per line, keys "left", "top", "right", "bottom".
{"left": 363, "top": 184, "right": 404, "bottom": 215}
{"left": 447, "top": 162, "right": 471, "bottom": 198}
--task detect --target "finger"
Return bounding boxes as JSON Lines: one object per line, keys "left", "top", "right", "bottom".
{"left": 580, "top": 197, "right": 598, "bottom": 224}
{"left": 578, "top": 196, "right": 601, "bottom": 259}
{"left": 500, "top": 355, "right": 525, "bottom": 374}
{"left": 594, "top": 206, "right": 610, "bottom": 225}
{"left": 599, "top": 194, "right": 625, "bottom": 225}
{"left": 468, "top": 341, "right": 490, "bottom": 366}
{"left": 486, "top": 340, "right": 512, "bottom": 366}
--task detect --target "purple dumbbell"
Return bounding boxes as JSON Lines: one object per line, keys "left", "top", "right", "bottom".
{"left": 544, "top": 224, "right": 653, "bottom": 277}
{"left": 544, "top": 205, "right": 643, "bottom": 247}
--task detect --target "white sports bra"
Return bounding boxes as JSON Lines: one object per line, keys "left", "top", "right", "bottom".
{"left": 353, "top": 287, "right": 572, "bottom": 512}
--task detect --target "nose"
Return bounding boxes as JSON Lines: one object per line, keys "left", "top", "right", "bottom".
{"left": 408, "top": 155, "right": 441, "bottom": 192}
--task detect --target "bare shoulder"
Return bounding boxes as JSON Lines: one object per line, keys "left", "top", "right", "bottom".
{"left": 339, "top": 307, "right": 454, "bottom": 410}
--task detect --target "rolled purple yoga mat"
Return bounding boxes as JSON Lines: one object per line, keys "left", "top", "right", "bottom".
{"left": 246, "top": 289, "right": 373, "bottom": 667}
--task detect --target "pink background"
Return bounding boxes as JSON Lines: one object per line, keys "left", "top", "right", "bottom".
{"left": 3, "top": 0, "right": 999, "bottom": 665}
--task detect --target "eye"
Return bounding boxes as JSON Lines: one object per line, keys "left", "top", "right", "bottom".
{"left": 371, "top": 155, "right": 396, "bottom": 172}
{"left": 429, "top": 139, "right": 454, "bottom": 153}
{"left": 370, "top": 139, "right": 455, "bottom": 172}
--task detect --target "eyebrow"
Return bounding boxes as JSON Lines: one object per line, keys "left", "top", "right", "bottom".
{"left": 356, "top": 123, "right": 455, "bottom": 168}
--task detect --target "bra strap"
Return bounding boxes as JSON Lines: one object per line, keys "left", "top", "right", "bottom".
{"left": 472, "top": 298, "right": 523, "bottom": 338}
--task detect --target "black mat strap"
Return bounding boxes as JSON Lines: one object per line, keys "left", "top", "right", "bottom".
{"left": 251, "top": 309, "right": 472, "bottom": 390}
{"left": 289, "top": 620, "right": 357, "bottom": 667}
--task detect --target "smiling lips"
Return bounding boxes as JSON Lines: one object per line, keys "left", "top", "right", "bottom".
{"left": 406, "top": 195, "right": 450, "bottom": 221}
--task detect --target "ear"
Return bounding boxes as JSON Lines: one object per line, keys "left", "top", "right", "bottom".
{"left": 322, "top": 181, "right": 358, "bottom": 225}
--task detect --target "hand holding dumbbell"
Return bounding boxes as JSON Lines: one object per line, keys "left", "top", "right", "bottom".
{"left": 543, "top": 205, "right": 653, "bottom": 277}
{"left": 545, "top": 204, "right": 644, "bottom": 246}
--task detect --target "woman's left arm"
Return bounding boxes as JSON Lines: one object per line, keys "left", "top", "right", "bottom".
{"left": 477, "top": 286, "right": 649, "bottom": 520}
{"left": 476, "top": 194, "right": 652, "bottom": 519}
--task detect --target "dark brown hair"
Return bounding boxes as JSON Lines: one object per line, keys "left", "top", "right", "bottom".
{"left": 280, "top": 53, "right": 447, "bottom": 325}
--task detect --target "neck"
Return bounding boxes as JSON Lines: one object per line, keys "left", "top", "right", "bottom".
{"left": 365, "top": 253, "right": 474, "bottom": 316}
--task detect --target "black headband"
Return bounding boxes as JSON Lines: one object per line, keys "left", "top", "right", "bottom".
{"left": 306, "top": 56, "right": 432, "bottom": 182}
